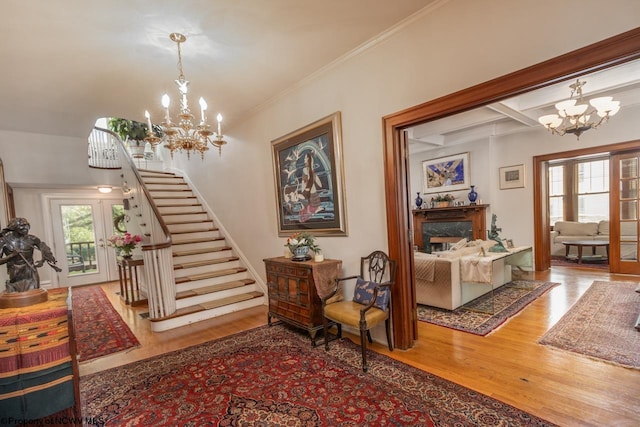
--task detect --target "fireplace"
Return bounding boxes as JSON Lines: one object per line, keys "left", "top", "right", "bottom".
{"left": 421, "top": 221, "right": 473, "bottom": 253}
{"left": 412, "top": 205, "right": 488, "bottom": 252}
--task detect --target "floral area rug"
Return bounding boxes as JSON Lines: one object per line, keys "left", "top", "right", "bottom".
{"left": 539, "top": 281, "right": 640, "bottom": 369}
{"left": 417, "top": 280, "right": 558, "bottom": 336}
{"left": 70, "top": 285, "right": 140, "bottom": 362}
{"left": 81, "top": 324, "right": 555, "bottom": 426}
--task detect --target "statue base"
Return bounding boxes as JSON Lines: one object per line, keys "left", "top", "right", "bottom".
{"left": 0, "top": 289, "right": 48, "bottom": 308}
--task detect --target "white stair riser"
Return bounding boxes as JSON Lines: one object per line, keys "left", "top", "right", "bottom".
{"left": 150, "top": 297, "right": 266, "bottom": 332}
{"left": 177, "top": 271, "right": 251, "bottom": 292}
{"left": 163, "top": 213, "right": 210, "bottom": 223}
{"left": 149, "top": 190, "right": 195, "bottom": 198}
{"left": 175, "top": 284, "right": 259, "bottom": 309}
{"left": 173, "top": 259, "right": 241, "bottom": 278}
{"left": 172, "top": 240, "right": 226, "bottom": 252}
{"left": 173, "top": 250, "right": 234, "bottom": 265}
{"left": 158, "top": 205, "right": 204, "bottom": 215}
{"left": 146, "top": 183, "right": 190, "bottom": 191}
{"left": 155, "top": 198, "right": 200, "bottom": 206}
{"left": 167, "top": 222, "right": 215, "bottom": 233}
{"left": 171, "top": 231, "right": 221, "bottom": 242}
{"left": 143, "top": 178, "right": 185, "bottom": 185}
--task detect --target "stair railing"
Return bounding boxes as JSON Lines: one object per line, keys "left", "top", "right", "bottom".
{"left": 87, "top": 127, "right": 121, "bottom": 169}
{"left": 93, "top": 127, "right": 176, "bottom": 319}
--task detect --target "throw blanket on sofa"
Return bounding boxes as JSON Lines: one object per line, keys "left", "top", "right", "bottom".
{"left": 460, "top": 255, "right": 493, "bottom": 284}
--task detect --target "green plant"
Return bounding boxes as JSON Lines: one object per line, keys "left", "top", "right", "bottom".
{"left": 107, "top": 117, "right": 162, "bottom": 145}
{"left": 432, "top": 193, "right": 455, "bottom": 202}
{"left": 284, "top": 232, "right": 320, "bottom": 253}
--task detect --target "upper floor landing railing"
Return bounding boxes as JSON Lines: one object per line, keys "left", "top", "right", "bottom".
{"left": 88, "top": 128, "right": 121, "bottom": 169}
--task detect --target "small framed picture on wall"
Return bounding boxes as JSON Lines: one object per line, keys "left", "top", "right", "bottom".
{"left": 499, "top": 164, "right": 525, "bottom": 189}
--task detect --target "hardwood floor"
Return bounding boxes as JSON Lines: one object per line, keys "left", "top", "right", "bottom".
{"left": 81, "top": 267, "right": 640, "bottom": 427}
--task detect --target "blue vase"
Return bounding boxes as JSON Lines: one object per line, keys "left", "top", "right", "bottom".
{"left": 292, "top": 246, "right": 310, "bottom": 261}
{"left": 468, "top": 185, "right": 478, "bottom": 204}
{"left": 415, "top": 192, "right": 423, "bottom": 208}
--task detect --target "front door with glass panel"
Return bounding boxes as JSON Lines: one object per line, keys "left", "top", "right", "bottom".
{"left": 50, "top": 198, "right": 123, "bottom": 286}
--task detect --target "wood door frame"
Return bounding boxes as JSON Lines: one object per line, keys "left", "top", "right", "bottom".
{"left": 383, "top": 28, "right": 640, "bottom": 350}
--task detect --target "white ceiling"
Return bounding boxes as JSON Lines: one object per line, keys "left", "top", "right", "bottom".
{"left": 0, "top": 0, "right": 437, "bottom": 138}
{"left": 408, "top": 60, "right": 640, "bottom": 153}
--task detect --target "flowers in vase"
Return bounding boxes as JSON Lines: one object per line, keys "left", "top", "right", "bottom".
{"left": 107, "top": 232, "right": 142, "bottom": 257}
{"left": 284, "top": 232, "right": 320, "bottom": 253}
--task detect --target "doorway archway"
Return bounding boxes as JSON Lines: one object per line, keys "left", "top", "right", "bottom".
{"left": 383, "top": 28, "right": 640, "bottom": 350}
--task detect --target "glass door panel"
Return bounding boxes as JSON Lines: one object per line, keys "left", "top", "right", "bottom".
{"left": 611, "top": 152, "right": 640, "bottom": 273}
{"left": 51, "top": 199, "right": 110, "bottom": 286}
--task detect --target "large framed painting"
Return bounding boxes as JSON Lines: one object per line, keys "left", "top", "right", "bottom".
{"left": 422, "top": 152, "right": 470, "bottom": 194}
{"left": 271, "top": 112, "right": 348, "bottom": 236}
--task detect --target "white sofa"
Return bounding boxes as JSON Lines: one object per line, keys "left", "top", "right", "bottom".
{"left": 414, "top": 240, "right": 532, "bottom": 310}
{"left": 550, "top": 220, "right": 637, "bottom": 259}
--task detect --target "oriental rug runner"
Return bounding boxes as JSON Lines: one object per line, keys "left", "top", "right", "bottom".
{"left": 71, "top": 285, "right": 140, "bottom": 362}
{"left": 539, "top": 280, "right": 640, "bottom": 369}
{"left": 417, "top": 280, "right": 558, "bottom": 336}
{"left": 80, "top": 325, "right": 554, "bottom": 426}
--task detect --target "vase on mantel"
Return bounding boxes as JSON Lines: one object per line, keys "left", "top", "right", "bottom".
{"left": 468, "top": 185, "right": 478, "bottom": 205}
{"left": 415, "top": 192, "right": 423, "bottom": 209}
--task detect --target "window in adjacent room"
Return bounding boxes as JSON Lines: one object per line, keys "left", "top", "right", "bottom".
{"left": 577, "top": 158, "right": 609, "bottom": 223}
{"left": 549, "top": 165, "right": 564, "bottom": 226}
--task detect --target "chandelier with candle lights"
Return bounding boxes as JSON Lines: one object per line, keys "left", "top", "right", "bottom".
{"left": 144, "top": 33, "right": 226, "bottom": 159}
{"left": 538, "top": 79, "right": 621, "bottom": 140}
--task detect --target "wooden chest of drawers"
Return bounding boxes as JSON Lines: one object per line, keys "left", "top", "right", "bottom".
{"left": 263, "top": 257, "right": 341, "bottom": 345}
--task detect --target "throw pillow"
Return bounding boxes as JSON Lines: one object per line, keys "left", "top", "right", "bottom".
{"left": 353, "top": 277, "right": 390, "bottom": 311}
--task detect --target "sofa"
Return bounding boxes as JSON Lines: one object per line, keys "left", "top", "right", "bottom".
{"left": 550, "top": 220, "right": 637, "bottom": 259}
{"left": 414, "top": 240, "right": 533, "bottom": 310}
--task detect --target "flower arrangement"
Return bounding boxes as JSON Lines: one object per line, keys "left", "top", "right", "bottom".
{"left": 284, "top": 232, "right": 320, "bottom": 253}
{"left": 432, "top": 193, "right": 455, "bottom": 202}
{"left": 107, "top": 232, "right": 143, "bottom": 257}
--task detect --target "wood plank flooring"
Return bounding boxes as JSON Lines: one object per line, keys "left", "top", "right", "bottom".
{"left": 80, "top": 267, "right": 640, "bottom": 426}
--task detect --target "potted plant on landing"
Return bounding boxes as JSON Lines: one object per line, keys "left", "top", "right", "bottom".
{"left": 107, "top": 118, "right": 162, "bottom": 159}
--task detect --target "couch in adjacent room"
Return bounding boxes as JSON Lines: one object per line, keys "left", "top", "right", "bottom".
{"left": 550, "top": 220, "right": 637, "bottom": 259}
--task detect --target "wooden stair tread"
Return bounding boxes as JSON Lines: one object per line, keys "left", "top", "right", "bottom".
{"left": 164, "top": 219, "right": 213, "bottom": 225}
{"left": 170, "top": 228, "right": 218, "bottom": 235}
{"left": 156, "top": 203, "right": 203, "bottom": 208}
{"left": 174, "top": 257, "right": 239, "bottom": 270}
{"left": 173, "top": 246, "right": 232, "bottom": 257}
{"left": 150, "top": 291, "right": 264, "bottom": 321}
{"left": 148, "top": 188, "right": 193, "bottom": 192}
{"left": 161, "top": 211, "right": 205, "bottom": 215}
{"left": 172, "top": 237, "right": 225, "bottom": 245}
{"left": 152, "top": 195, "right": 198, "bottom": 199}
{"left": 175, "top": 267, "right": 247, "bottom": 283}
{"left": 175, "top": 279, "right": 255, "bottom": 299}
{"left": 139, "top": 169, "right": 177, "bottom": 176}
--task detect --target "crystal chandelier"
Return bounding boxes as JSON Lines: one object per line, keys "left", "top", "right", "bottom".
{"left": 538, "top": 79, "right": 620, "bottom": 140}
{"left": 144, "top": 33, "right": 226, "bottom": 159}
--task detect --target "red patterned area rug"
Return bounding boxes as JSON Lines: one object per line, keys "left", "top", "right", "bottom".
{"left": 70, "top": 285, "right": 140, "bottom": 362}
{"left": 417, "top": 280, "right": 558, "bottom": 336}
{"left": 80, "top": 325, "right": 555, "bottom": 426}
{"left": 550, "top": 255, "right": 608, "bottom": 271}
{"left": 539, "top": 281, "right": 640, "bottom": 369}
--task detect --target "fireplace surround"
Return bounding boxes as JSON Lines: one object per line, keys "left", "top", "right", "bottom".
{"left": 413, "top": 205, "right": 488, "bottom": 252}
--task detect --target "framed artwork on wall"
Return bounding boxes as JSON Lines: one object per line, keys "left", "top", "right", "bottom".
{"left": 271, "top": 112, "right": 348, "bottom": 236}
{"left": 422, "top": 152, "right": 470, "bottom": 194}
{"left": 499, "top": 164, "right": 525, "bottom": 189}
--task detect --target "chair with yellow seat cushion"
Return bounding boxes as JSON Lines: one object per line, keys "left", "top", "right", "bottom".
{"left": 321, "top": 250, "right": 396, "bottom": 372}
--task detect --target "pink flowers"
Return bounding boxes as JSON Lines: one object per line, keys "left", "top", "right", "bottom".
{"left": 107, "top": 233, "right": 143, "bottom": 256}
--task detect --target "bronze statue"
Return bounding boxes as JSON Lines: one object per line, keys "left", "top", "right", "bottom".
{"left": 488, "top": 214, "right": 508, "bottom": 253}
{"left": 0, "top": 218, "right": 61, "bottom": 293}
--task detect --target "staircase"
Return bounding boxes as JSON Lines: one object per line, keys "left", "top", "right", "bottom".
{"left": 139, "top": 169, "right": 265, "bottom": 331}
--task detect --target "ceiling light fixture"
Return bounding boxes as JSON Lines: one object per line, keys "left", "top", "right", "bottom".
{"left": 97, "top": 185, "right": 113, "bottom": 194}
{"left": 145, "top": 33, "right": 226, "bottom": 159}
{"left": 538, "top": 79, "right": 620, "bottom": 140}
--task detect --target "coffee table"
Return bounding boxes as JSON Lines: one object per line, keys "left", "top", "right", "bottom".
{"left": 561, "top": 240, "right": 609, "bottom": 264}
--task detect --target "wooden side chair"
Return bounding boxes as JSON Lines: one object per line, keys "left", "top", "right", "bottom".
{"left": 321, "top": 250, "right": 396, "bottom": 372}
